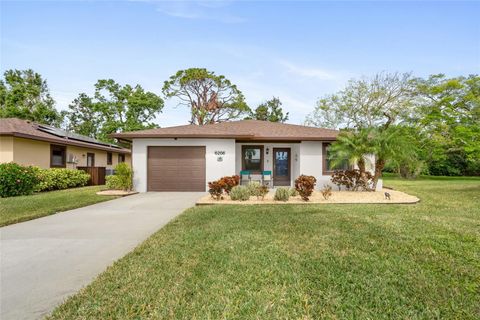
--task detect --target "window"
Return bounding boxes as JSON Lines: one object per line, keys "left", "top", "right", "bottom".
{"left": 322, "top": 143, "right": 349, "bottom": 174}
{"left": 118, "top": 154, "right": 125, "bottom": 163}
{"left": 242, "top": 145, "right": 263, "bottom": 172}
{"left": 87, "top": 153, "right": 95, "bottom": 167}
{"left": 50, "top": 145, "right": 66, "bottom": 168}
{"left": 107, "top": 152, "right": 112, "bottom": 165}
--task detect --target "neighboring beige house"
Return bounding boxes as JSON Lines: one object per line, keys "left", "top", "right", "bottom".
{"left": 0, "top": 118, "right": 131, "bottom": 171}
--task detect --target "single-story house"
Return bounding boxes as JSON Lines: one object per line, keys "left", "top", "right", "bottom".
{"left": 0, "top": 118, "right": 131, "bottom": 171}
{"left": 112, "top": 119, "right": 355, "bottom": 192}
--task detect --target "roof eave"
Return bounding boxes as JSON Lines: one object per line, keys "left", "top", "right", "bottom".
{"left": 1, "top": 132, "right": 131, "bottom": 154}
{"left": 110, "top": 133, "right": 255, "bottom": 139}
{"left": 109, "top": 134, "right": 337, "bottom": 141}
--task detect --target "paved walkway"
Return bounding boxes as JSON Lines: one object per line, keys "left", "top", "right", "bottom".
{"left": 1, "top": 192, "right": 202, "bottom": 320}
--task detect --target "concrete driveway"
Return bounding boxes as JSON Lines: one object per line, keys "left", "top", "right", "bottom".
{"left": 0, "top": 192, "right": 203, "bottom": 320}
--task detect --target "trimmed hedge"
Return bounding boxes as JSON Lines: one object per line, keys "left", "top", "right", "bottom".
{"left": 35, "top": 168, "right": 90, "bottom": 192}
{"left": 0, "top": 163, "right": 91, "bottom": 197}
{"left": 0, "top": 162, "right": 40, "bottom": 197}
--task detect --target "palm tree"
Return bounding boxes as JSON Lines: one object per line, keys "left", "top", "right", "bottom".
{"left": 370, "top": 126, "right": 417, "bottom": 189}
{"left": 329, "top": 128, "right": 375, "bottom": 180}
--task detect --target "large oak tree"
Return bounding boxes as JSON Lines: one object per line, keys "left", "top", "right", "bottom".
{"left": 65, "top": 79, "right": 164, "bottom": 142}
{"left": 247, "top": 97, "right": 289, "bottom": 122}
{"left": 0, "top": 69, "right": 63, "bottom": 126}
{"left": 162, "top": 68, "right": 249, "bottom": 125}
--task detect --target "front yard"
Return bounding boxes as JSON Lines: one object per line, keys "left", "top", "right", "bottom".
{"left": 0, "top": 186, "right": 117, "bottom": 227}
{"left": 49, "top": 177, "right": 479, "bottom": 319}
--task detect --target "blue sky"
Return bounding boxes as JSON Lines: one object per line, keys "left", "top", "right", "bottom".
{"left": 1, "top": 0, "right": 479, "bottom": 127}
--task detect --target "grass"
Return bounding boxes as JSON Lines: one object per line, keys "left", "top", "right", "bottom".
{"left": 0, "top": 186, "right": 117, "bottom": 227}
{"left": 48, "top": 177, "right": 480, "bottom": 319}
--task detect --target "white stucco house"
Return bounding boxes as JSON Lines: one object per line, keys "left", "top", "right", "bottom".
{"left": 112, "top": 120, "right": 351, "bottom": 192}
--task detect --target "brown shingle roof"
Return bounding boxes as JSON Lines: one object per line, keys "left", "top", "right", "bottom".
{"left": 0, "top": 118, "right": 130, "bottom": 153}
{"left": 112, "top": 120, "right": 338, "bottom": 141}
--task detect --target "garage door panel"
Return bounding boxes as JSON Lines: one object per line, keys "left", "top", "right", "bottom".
{"left": 147, "top": 146, "right": 206, "bottom": 191}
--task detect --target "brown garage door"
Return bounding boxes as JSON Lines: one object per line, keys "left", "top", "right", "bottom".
{"left": 147, "top": 146, "right": 206, "bottom": 191}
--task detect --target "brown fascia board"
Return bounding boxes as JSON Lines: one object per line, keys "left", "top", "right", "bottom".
{"left": 1, "top": 132, "right": 131, "bottom": 154}
{"left": 109, "top": 133, "right": 255, "bottom": 139}
{"left": 109, "top": 133, "right": 337, "bottom": 141}
{"left": 247, "top": 136, "right": 337, "bottom": 141}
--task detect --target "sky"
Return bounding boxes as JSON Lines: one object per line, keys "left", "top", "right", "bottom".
{"left": 1, "top": 0, "right": 479, "bottom": 127}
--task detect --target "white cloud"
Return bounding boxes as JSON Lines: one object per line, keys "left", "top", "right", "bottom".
{"left": 150, "top": 1, "right": 245, "bottom": 23}
{"left": 278, "top": 59, "right": 335, "bottom": 80}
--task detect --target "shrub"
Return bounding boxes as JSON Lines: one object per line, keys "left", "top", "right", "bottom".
{"left": 330, "top": 169, "right": 373, "bottom": 191}
{"left": 208, "top": 180, "right": 224, "bottom": 200}
{"left": 35, "top": 168, "right": 90, "bottom": 191}
{"left": 0, "top": 162, "right": 40, "bottom": 197}
{"left": 257, "top": 185, "right": 269, "bottom": 200}
{"left": 247, "top": 182, "right": 269, "bottom": 200}
{"left": 114, "top": 163, "right": 133, "bottom": 191}
{"left": 320, "top": 184, "right": 333, "bottom": 200}
{"left": 220, "top": 175, "right": 240, "bottom": 194}
{"left": 229, "top": 185, "right": 250, "bottom": 201}
{"left": 274, "top": 187, "right": 290, "bottom": 202}
{"left": 246, "top": 181, "right": 262, "bottom": 196}
{"left": 289, "top": 188, "right": 299, "bottom": 197}
{"left": 207, "top": 175, "right": 240, "bottom": 199}
{"left": 294, "top": 175, "right": 317, "bottom": 201}
{"left": 106, "top": 175, "right": 123, "bottom": 190}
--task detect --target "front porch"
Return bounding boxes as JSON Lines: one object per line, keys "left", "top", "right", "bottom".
{"left": 234, "top": 142, "right": 301, "bottom": 187}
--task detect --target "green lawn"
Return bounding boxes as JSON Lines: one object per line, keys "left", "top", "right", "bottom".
{"left": 49, "top": 177, "right": 479, "bottom": 319}
{"left": 0, "top": 186, "right": 117, "bottom": 227}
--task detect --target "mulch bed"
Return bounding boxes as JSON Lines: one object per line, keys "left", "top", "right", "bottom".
{"left": 197, "top": 189, "right": 419, "bottom": 205}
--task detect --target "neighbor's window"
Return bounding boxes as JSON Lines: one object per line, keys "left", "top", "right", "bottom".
{"left": 107, "top": 152, "right": 112, "bottom": 165}
{"left": 242, "top": 145, "right": 263, "bottom": 172}
{"left": 87, "top": 153, "right": 95, "bottom": 167}
{"left": 50, "top": 145, "right": 66, "bottom": 168}
{"left": 323, "top": 143, "right": 349, "bottom": 174}
{"left": 118, "top": 154, "right": 125, "bottom": 163}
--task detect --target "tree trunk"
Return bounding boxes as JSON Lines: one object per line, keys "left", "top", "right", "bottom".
{"left": 372, "top": 158, "right": 386, "bottom": 190}
{"left": 357, "top": 158, "right": 366, "bottom": 174}
{"left": 357, "top": 158, "right": 372, "bottom": 191}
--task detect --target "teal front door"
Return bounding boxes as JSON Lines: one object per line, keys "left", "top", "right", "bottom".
{"left": 273, "top": 148, "right": 291, "bottom": 186}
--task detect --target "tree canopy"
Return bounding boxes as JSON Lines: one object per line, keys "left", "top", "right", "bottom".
{"left": 162, "top": 68, "right": 249, "bottom": 125}
{"left": 307, "top": 72, "right": 480, "bottom": 178}
{"left": 65, "top": 79, "right": 164, "bottom": 142}
{"left": 247, "top": 97, "right": 289, "bottom": 122}
{"left": 411, "top": 74, "right": 480, "bottom": 175}
{"left": 306, "top": 72, "right": 418, "bottom": 185}
{"left": 306, "top": 72, "right": 415, "bottom": 130}
{"left": 0, "top": 69, "right": 63, "bottom": 126}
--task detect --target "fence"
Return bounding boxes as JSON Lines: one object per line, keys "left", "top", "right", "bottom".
{"left": 77, "top": 167, "right": 106, "bottom": 186}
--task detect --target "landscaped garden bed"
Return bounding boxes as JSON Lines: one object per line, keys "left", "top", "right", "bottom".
{"left": 197, "top": 188, "right": 419, "bottom": 205}
{"left": 201, "top": 171, "right": 419, "bottom": 205}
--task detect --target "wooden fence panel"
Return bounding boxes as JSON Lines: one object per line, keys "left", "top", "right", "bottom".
{"left": 77, "top": 167, "right": 106, "bottom": 186}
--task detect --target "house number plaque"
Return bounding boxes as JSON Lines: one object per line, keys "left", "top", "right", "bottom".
{"left": 215, "top": 151, "right": 225, "bottom": 162}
